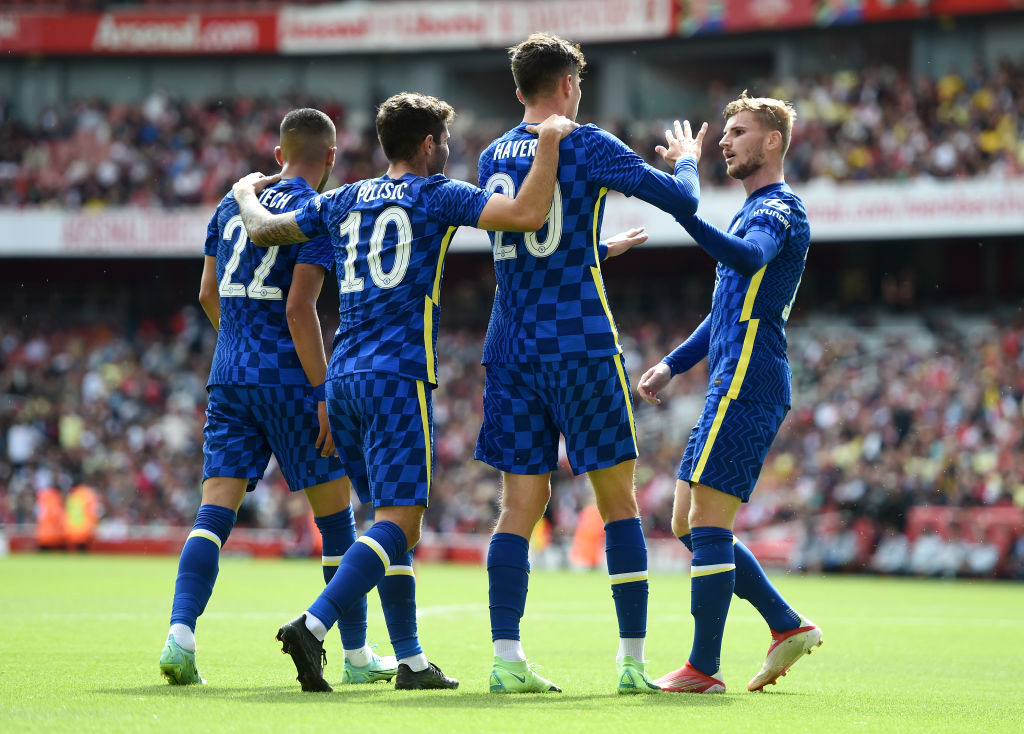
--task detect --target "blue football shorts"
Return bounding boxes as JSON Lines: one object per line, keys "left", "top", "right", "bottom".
{"left": 678, "top": 393, "right": 788, "bottom": 502}
{"left": 474, "top": 355, "right": 638, "bottom": 476}
{"left": 203, "top": 384, "right": 346, "bottom": 492}
{"left": 327, "top": 372, "right": 432, "bottom": 509}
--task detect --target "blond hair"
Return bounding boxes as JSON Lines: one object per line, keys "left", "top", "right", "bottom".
{"left": 724, "top": 91, "right": 797, "bottom": 158}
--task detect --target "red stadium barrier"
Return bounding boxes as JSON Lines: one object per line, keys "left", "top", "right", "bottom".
{"left": 2, "top": 524, "right": 490, "bottom": 563}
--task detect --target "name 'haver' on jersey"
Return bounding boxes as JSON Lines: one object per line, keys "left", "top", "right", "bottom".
{"left": 708, "top": 182, "right": 810, "bottom": 407}
{"left": 204, "top": 178, "right": 334, "bottom": 389}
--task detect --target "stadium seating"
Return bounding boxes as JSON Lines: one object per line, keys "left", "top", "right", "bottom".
{"left": 3, "top": 306, "right": 1022, "bottom": 577}
{"left": 1, "top": 60, "right": 1022, "bottom": 208}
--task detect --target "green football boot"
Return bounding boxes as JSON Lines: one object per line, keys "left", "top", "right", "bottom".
{"left": 342, "top": 646, "right": 398, "bottom": 684}
{"left": 160, "top": 633, "right": 206, "bottom": 685}
{"left": 616, "top": 656, "right": 661, "bottom": 694}
{"left": 489, "top": 657, "right": 561, "bottom": 693}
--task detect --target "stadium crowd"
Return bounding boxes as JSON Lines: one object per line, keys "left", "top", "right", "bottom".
{"left": 2, "top": 293, "right": 1023, "bottom": 578}
{"left": 1, "top": 59, "right": 1022, "bottom": 209}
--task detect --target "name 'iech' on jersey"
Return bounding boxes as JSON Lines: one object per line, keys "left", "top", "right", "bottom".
{"left": 204, "top": 178, "right": 334, "bottom": 389}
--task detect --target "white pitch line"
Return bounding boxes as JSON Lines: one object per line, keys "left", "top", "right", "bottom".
{"left": 10, "top": 608, "right": 1024, "bottom": 628}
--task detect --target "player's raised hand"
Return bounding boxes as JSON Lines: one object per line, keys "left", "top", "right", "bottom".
{"left": 527, "top": 114, "right": 579, "bottom": 140}
{"left": 656, "top": 119, "right": 708, "bottom": 167}
{"left": 232, "top": 171, "right": 282, "bottom": 199}
{"left": 637, "top": 362, "right": 672, "bottom": 406}
{"left": 604, "top": 227, "right": 648, "bottom": 258}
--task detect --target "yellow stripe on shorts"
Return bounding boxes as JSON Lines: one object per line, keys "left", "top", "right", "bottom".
{"left": 690, "top": 395, "right": 732, "bottom": 484}
{"left": 416, "top": 380, "right": 431, "bottom": 501}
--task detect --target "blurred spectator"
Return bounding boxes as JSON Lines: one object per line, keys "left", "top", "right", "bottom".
{"left": 34, "top": 486, "right": 65, "bottom": 550}
{"left": 65, "top": 482, "right": 100, "bottom": 551}
{"left": 2, "top": 293, "right": 1023, "bottom": 578}
{"left": 1, "top": 59, "right": 1023, "bottom": 209}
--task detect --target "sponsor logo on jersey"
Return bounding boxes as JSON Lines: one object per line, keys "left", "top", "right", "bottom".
{"left": 752, "top": 207, "right": 791, "bottom": 229}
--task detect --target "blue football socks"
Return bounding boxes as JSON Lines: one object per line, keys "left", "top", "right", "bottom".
{"left": 307, "top": 520, "right": 407, "bottom": 631}
{"left": 170, "top": 503, "right": 236, "bottom": 630}
{"left": 378, "top": 551, "right": 423, "bottom": 660}
{"left": 680, "top": 532, "right": 800, "bottom": 633}
{"left": 687, "top": 526, "right": 736, "bottom": 676}
{"left": 605, "top": 517, "right": 649, "bottom": 640}
{"left": 314, "top": 507, "right": 368, "bottom": 650}
{"left": 487, "top": 533, "right": 530, "bottom": 642}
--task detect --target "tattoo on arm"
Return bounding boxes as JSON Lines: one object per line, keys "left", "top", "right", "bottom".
{"left": 260, "top": 216, "right": 305, "bottom": 246}
{"left": 240, "top": 208, "right": 305, "bottom": 247}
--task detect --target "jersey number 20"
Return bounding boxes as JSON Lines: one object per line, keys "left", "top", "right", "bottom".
{"left": 484, "top": 173, "right": 562, "bottom": 261}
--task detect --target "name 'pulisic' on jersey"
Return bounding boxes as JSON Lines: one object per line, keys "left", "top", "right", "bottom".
{"left": 478, "top": 123, "right": 650, "bottom": 364}
{"left": 294, "top": 173, "right": 491, "bottom": 387}
{"left": 707, "top": 183, "right": 810, "bottom": 407}
{"left": 204, "top": 177, "right": 334, "bottom": 389}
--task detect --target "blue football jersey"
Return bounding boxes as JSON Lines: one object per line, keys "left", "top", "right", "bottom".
{"left": 205, "top": 177, "right": 334, "bottom": 388}
{"left": 707, "top": 182, "right": 810, "bottom": 406}
{"left": 294, "top": 173, "right": 491, "bottom": 386}
{"left": 477, "top": 123, "right": 649, "bottom": 364}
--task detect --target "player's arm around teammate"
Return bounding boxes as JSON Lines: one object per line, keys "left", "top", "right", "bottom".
{"left": 230, "top": 112, "right": 578, "bottom": 248}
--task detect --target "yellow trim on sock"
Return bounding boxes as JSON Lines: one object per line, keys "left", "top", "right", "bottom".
{"left": 690, "top": 563, "right": 736, "bottom": 578}
{"left": 609, "top": 571, "right": 649, "bottom": 585}
{"left": 187, "top": 528, "right": 222, "bottom": 549}
{"left": 356, "top": 535, "right": 390, "bottom": 570}
{"left": 385, "top": 565, "right": 415, "bottom": 577}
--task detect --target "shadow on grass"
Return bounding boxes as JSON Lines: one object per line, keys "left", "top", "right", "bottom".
{"left": 101, "top": 685, "right": 734, "bottom": 708}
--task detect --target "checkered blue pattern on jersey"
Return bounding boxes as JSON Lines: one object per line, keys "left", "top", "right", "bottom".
{"left": 706, "top": 183, "right": 810, "bottom": 406}
{"left": 474, "top": 356, "right": 637, "bottom": 475}
{"left": 295, "top": 174, "right": 490, "bottom": 386}
{"left": 678, "top": 395, "right": 788, "bottom": 501}
{"left": 478, "top": 124, "right": 648, "bottom": 364}
{"left": 326, "top": 373, "right": 432, "bottom": 508}
{"left": 203, "top": 384, "right": 346, "bottom": 492}
{"left": 204, "top": 178, "right": 334, "bottom": 388}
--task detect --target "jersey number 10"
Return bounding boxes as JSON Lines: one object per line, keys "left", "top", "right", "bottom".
{"left": 335, "top": 207, "right": 412, "bottom": 293}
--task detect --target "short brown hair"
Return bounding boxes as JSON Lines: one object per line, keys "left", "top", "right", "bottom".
{"left": 375, "top": 92, "right": 455, "bottom": 163}
{"left": 724, "top": 91, "right": 797, "bottom": 158}
{"left": 508, "top": 32, "right": 586, "bottom": 101}
{"left": 279, "top": 108, "right": 336, "bottom": 162}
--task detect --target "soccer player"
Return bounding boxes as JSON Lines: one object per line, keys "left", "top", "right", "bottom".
{"left": 637, "top": 93, "right": 822, "bottom": 694}
{"left": 159, "top": 108, "right": 396, "bottom": 687}
{"left": 232, "top": 92, "right": 577, "bottom": 692}
{"left": 475, "top": 32, "right": 705, "bottom": 695}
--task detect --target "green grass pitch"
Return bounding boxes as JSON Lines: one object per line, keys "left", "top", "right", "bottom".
{"left": 1, "top": 553, "right": 1022, "bottom": 733}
